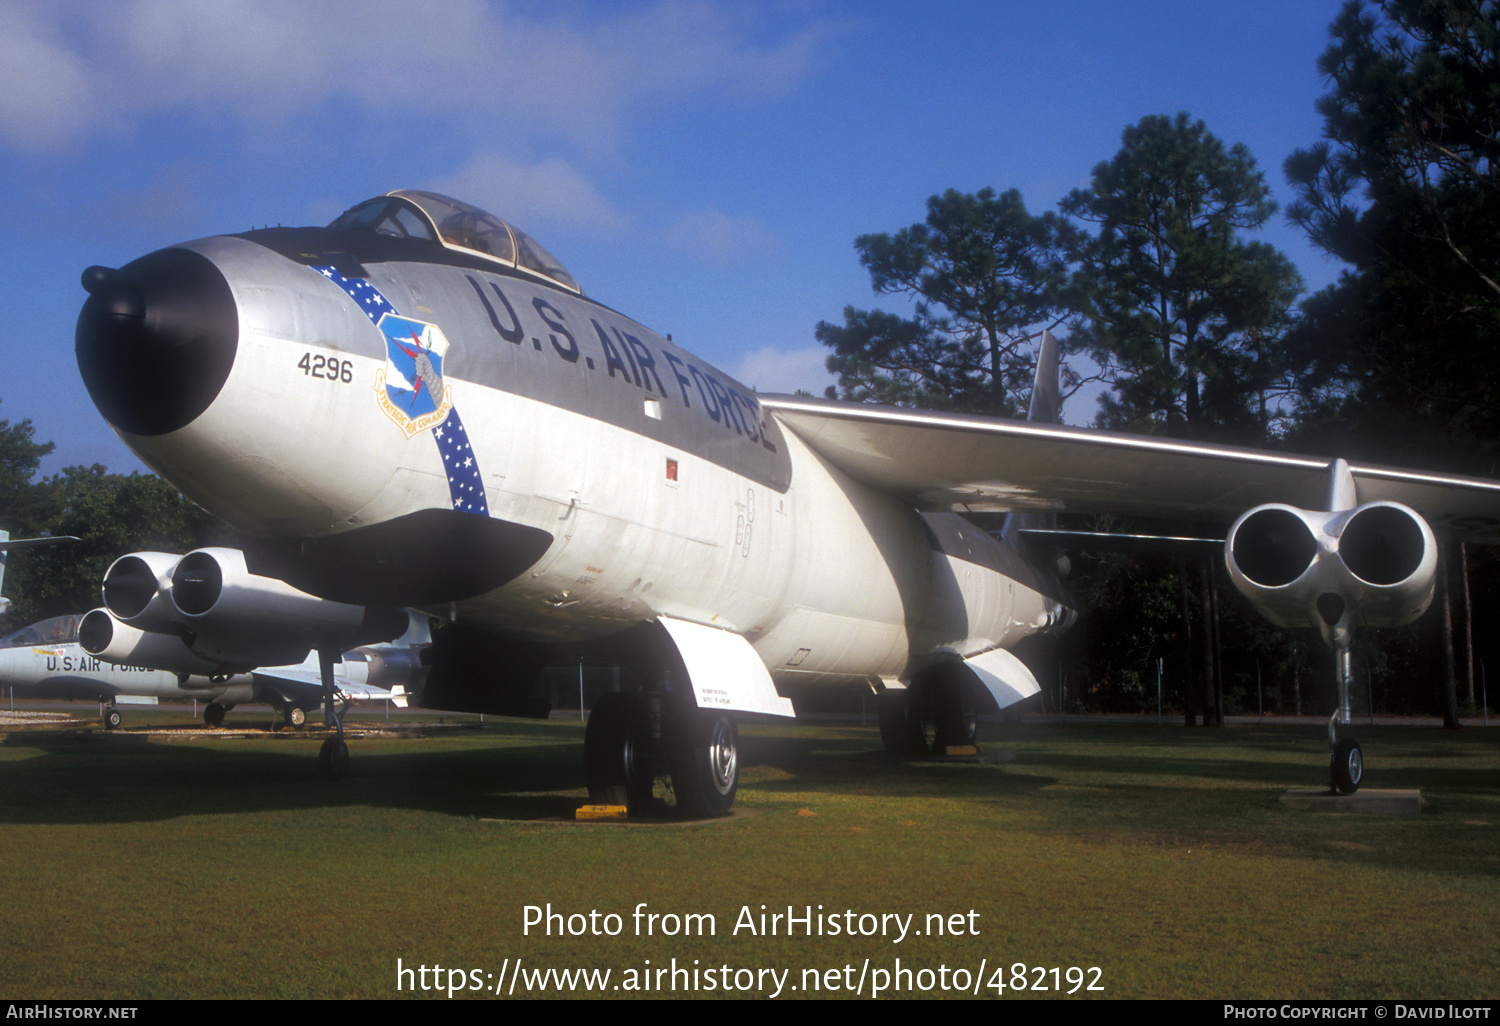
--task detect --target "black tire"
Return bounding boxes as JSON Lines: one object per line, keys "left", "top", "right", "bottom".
{"left": 878, "top": 691, "right": 932, "bottom": 756}
{"left": 1331, "top": 737, "right": 1363, "bottom": 795}
{"left": 203, "top": 703, "right": 226, "bottom": 728}
{"left": 668, "top": 708, "right": 738, "bottom": 818}
{"left": 584, "top": 693, "right": 655, "bottom": 813}
{"left": 319, "top": 738, "right": 349, "bottom": 782}
{"left": 104, "top": 708, "right": 122, "bottom": 730}
{"left": 928, "top": 672, "right": 977, "bottom": 750}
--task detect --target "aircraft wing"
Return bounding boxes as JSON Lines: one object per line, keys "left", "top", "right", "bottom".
{"left": 251, "top": 667, "right": 408, "bottom": 708}
{"left": 0, "top": 536, "right": 81, "bottom": 550}
{"left": 761, "top": 395, "right": 1500, "bottom": 540}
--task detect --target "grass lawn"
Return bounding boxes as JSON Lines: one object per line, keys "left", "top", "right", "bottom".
{"left": 0, "top": 712, "right": 1495, "bottom": 999}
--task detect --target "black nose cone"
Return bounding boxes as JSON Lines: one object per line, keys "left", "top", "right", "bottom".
{"left": 76, "top": 247, "right": 238, "bottom": 436}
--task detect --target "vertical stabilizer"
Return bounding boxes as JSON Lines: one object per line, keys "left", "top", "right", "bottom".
{"left": 1026, "top": 329, "right": 1062, "bottom": 426}
{"left": 0, "top": 533, "right": 79, "bottom": 618}
{"left": 1001, "top": 332, "right": 1063, "bottom": 545}
{"left": 0, "top": 530, "right": 10, "bottom": 616}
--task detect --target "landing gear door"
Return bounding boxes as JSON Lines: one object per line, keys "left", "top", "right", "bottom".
{"left": 658, "top": 616, "right": 796, "bottom": 718}
{"left": 963, "top": 648, "right": 1041, "bottom": 710}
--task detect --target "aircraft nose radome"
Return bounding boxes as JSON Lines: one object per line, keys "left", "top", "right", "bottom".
{"left": 76, "top": 247, "right": 239, "bottom": 437}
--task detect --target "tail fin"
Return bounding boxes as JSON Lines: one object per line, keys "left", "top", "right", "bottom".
{"left": 1001, "top": 331, "right": 1063, "bottom": 546}
{"left": 1025, "top": 329, "right": 1061, "bottom": 426}
{"left": 396, "top": 609, "right": 432, "bottom": 647}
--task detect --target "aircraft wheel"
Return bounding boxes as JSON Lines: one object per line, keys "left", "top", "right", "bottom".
{"left": 878, "top": 691, "right": 932, "bottom": 756}
{"left": 584, "top": 692, "right": 655, "bottom": 813}
{"left": 319, "top": 738, "right": 349, "bottom": 782}
{"left": 203, "top": 703, "right": 226, "bottom": 728}
{"left": 287, "top": 706, "right": 306, "bottom": 728}
{"left": 929, "top": 674, "right": 977, "bottom": 750}
{"left": 104, "top": 708, "right": 122, "bottom": 730}
{"left": 1331, "top": 737, "right": 1363, "bottom": 795}
{"left": 668, "top": 708, "right": 738, "bottom": 818}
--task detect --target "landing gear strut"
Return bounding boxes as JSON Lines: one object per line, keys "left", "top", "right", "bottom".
{"left": 317, "top": 647, "right": 349, "bottom": 782}
{"left": 1327, "top": 635, "right": 1362, "bottom": 795}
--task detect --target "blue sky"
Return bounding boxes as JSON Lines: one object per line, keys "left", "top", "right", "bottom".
{"left": 1, "top": 0, "right": 1350, "bottom": 476}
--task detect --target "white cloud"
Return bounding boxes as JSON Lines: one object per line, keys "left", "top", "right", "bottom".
{"left": 0, "top": 0, "right": 833, "bottom": 154}
{"left": 425, "top": 154, "right": 627, "bottom": 237}
{"left": 729, "top": 345, "right": 833, "bottom": 395}
{"left": 664, "top": 209, "right": 777, "bottom": 263}
{"left": 0, "top": 4, "right": 94, "bottom": 152}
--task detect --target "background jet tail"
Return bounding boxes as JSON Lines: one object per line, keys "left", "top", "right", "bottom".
{"left": 395, "top": 610, "right": 433, "bottom": 648}
{"left": 1025, "top": 329, "right": 1062, "bottom": 427}
{"left": 1000, "top": 331, "right": 1062, "bottom": 546}
{"left": 0, "top": 530, "right": 78, "bottom": 617}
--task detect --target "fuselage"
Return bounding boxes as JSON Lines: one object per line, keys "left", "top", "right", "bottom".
{"left": 76, "top": 192, "right": 1070, "bottom": 692}
{"left": 0, "top": 617, "right": 256, "bottom": 703}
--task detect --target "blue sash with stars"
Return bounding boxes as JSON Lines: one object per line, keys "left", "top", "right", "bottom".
{"left": 313, "top": 266, "right": 489, "bottom": 516}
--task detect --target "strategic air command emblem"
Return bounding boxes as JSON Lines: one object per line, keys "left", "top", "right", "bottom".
{"left": 374, "top": 313, "right": 454, "bottom": 437}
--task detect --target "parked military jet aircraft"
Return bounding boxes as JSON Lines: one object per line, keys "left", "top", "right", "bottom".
{"left": 0, "top": 605, "right": 424, "bottom": 729}
{"left": 73, "top": 189, "right": 1500, "bottom": 811}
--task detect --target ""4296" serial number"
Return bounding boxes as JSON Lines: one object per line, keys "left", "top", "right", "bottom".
{"left": 298, "top": 352, "right": 353, "bottom": 383}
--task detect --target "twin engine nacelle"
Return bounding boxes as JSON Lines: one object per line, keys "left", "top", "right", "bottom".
{"left": 78, "top": 547, "right": 408, "bottom": 674}
{"left": 1225, "top": 501, "right": 1437, "bottom": 636}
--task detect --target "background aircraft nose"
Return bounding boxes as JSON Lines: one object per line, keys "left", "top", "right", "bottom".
{"left": 75, "top": 247, "right": 239, "bottom": 436}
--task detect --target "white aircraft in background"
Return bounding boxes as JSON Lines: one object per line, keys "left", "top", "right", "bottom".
{"left": 0, "top": 606, "right": 424, "bottom": 729}
{"left": 72, "top": 189, "right": 1500, "bottom": 812}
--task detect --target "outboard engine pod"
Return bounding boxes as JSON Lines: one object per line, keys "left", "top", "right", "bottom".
{"left": 1225, "top": 501, "right": 1437, "bottom": 635}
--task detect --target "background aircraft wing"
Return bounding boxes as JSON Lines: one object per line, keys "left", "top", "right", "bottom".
{"left": 251, "top": 667, "right": 407, "bottom": 707}
{"left": 761, "top": 395, "right": 1500, "bottom": 539}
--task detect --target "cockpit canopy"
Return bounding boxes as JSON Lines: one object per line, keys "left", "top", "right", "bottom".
{"left": 0, "top": 615, "right": 81, "bottom": 649}
{"left": 327, "top": 190, "right": 582, "bottom": 295}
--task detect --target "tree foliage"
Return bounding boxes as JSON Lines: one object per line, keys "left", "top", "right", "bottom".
{"left": 816, "top": 187, "right": 1073, "bottom": 416}
{"left": 0, "top": 407, "right": 58, "bottom": 535}
{"left": 1283, "top": 0, "right": 1500, "bottom": 468}
{"left": 1064, "top": 113, "right": 1303, "bottom": 442}
{"left": 1, "top": 455, "right": 238, "bottom": 631}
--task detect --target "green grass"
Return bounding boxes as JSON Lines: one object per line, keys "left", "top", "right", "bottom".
{"left": 0, "top": 715, "right": 1495, "bottom": 999}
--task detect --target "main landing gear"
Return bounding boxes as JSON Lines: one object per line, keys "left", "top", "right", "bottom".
{"left": 271, "top": 703, "right": 306, "bottom": 731}
{"left": 102, "top": 701, "right": 122, "bottom": 730}
{"left": 877, "top": 672, "right": 977, "bottom": 757}
{"left": 584, "top": 691, "right": 738, "bottom": 818}
{"left": 203, "top": 702, "right": 228, "bottom": 728}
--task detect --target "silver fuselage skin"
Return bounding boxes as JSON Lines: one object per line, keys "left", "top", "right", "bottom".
{"left": 80, "top": 223, "right": 1069, "bottom": 696}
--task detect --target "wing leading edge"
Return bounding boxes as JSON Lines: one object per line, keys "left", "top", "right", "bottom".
{"left": 761, "top": 395, "right": 1500, "bottom": 539}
